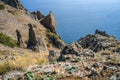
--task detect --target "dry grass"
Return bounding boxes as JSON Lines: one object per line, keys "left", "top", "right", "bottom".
{"left": 109, "top": 56, "right": 120, "bottom": 64}
{"left": 0, "top": 50, "right": 48, "bottom": 74}
{"left": 100, "top": 50, "right": 112, "bottom": 55}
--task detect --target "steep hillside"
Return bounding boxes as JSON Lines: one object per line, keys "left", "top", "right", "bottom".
{"left": 0, "top": 0, "right": 65, "bottom": 78}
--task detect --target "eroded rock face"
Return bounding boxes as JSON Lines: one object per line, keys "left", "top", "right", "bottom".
{"left": 1, "top": 0, "right": 25, "bottom": 10}
{"left": 40, "top": 11, "right": 56, "bottom": 33}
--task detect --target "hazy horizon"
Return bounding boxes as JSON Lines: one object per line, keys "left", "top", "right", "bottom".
{"left": 21, "top": 0, "right": 120, "bottom": 43}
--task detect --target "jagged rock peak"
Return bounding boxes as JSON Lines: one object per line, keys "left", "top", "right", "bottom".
{"left": 40, "top": 11, "right": 56, "bottom": 33}
{"left": 95, "top": 29, "right": 109, "bottom": 37}
{"left": 1, "top": 0, "right": 25, "bottom": 10}
{"left": 31, "top": 10, "right": 45, "bottom": 20}
{"left": 78, "top": 30, "right": 120, "bottom": 52}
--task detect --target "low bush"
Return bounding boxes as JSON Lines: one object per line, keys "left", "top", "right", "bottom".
{"left": 0, "top": 33, "right": 18, "bottom": 47}
{"left": 46, "top": 30, "right": 63, "bottom": 49}
{"left": 100, "top": 50, "right": 112, "bottom": 55}
{"left": 0, "top": 4, "right": 5, "bottom": 10}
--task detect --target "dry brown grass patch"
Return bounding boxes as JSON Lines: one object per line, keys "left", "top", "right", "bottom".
{"left": 0, "top": 50, "right": 48, "bottom": 74}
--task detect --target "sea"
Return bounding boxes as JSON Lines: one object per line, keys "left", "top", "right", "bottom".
{"left": 21, "top": 0, "right": 120, "bottom": 43}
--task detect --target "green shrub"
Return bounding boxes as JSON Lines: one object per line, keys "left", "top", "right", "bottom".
{"left": 25, "top": 71, "right": 34, "bottom": 80}
{"left": 65, "top": 66, "right": 78, "bottom": 74}
{"left": 0, "top": 4, "right": 5, "bottom": 10}
{"left": 0, "top": 33, "right": 18, "bottom": 47}
{"left": 46, "top": 30, "right": 63, "bottom": 49}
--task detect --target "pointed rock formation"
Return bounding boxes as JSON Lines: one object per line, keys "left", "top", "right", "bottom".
{"left": 40, "top": 11, "right": 56, "bottom": 33}
{"left": 27, "top": 24, "right": 39, "bottom": 52}
{"left": 31, "top": 11, "right": 45, "bottom": 20}
{"left": 16, "top": 29, "right": 25, "bottom": 48}
{"left": 1, "top": 0, "right": 25, "bottom": 10}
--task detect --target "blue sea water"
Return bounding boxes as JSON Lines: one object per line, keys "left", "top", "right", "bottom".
{"left": 21, "top": 0, "right": 120, "bottom": 43}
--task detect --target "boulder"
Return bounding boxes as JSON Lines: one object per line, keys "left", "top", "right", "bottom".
{"left": 58, "top": 42, "right": 82, "bottom": 62}
{"left": 48, "top": 50, "right": 60, "bottom": 64}
{"left": 88, "top": 70, "right": 98, "bottom": 78}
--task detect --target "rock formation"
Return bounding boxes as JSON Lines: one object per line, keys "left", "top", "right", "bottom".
{"left": 27, "top": 24, "right": 39, "bottom": 51}
{"left": 31, "top": 11, "right": 45, "bottom": 20}
{"left": 58, "top": 42, "right": 95, "bottom": 62}
{"left": 1, "top": 0, "right": 25, "bottom": 10}
{"left": 95, "top": 29, "right": 109, "bottom": 37}
{"left": 40, "top": 11, "right": 56, "bottom": 33}
{"left": 16, "top": 29, "right": 24, "bottom": 48}
{"left": 78, "top": 31, "right": 120, "bottom": 52}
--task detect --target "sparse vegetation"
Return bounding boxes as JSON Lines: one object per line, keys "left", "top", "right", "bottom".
{"left": 46, "top": 30, "right": 63, "bottom": 49}
{"left": 0, "top": 50, "right": 48, "bottom": 75}
{"left": 0, "top": 4, "right": 5, "bottom": 10}
{"left": 0, "top": 33, "right": 18, "bottom": 47}
{"left": 100, "top": 50, "right": 112, "bottom": 55}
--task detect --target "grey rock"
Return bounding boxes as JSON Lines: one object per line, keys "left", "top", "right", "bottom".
{"left": 88, "top": 70, "right": 98, "bottom": 78}
{"left": 48, "top": 50, "right": 60, "bottom": 64}
{"left": 58, "top": 42, "right": 82, "bottom": 62}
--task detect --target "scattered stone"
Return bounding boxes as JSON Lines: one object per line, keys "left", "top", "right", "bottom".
{"left": 88, "top": 70, "right": 98, "bottom": 78}
{"left": 92, "top": 63, "right": 99, "bottom": 68}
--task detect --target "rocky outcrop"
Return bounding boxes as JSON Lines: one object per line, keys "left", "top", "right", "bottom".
{"left": 40, "top": 11, "right": 56, "bottom": 33}
{"left": 27, "top": 24, "right": 39, "bottom": 51}
{"left": 58, "top": 42, "right": 95, "bottom": 62}
{"left": 16, "top": 29, "right": 25, "bottom": 48}
{"left": 1, "top": 0, "right": 25, "bottom": 10}
{"left": 78, "top": 31, "right": 120, "bottom": 52}
{"left": 95, "top": 29, "right": 109, "bottom": 37}
{"left": 31, "top": 11, "right": 45, "bottom": 20}
{"left": 48, "top": 50, "right": 60, "bottom": 64}
{"left": 46, "top": 30, "right": 65, "bottom": 49}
